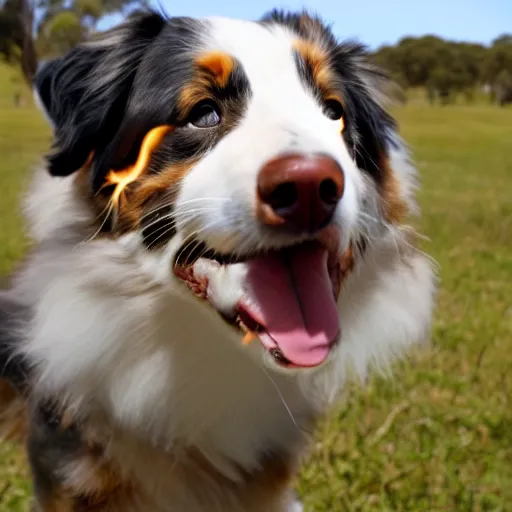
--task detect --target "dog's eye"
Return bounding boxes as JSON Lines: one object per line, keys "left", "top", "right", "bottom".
{"left": 323, "top": 99, "right": 344, "bottom": 121}
{"left": 187, "top": 101, "right": 221, "bottom": 128}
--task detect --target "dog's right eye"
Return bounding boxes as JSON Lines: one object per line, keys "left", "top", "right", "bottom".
{"left": 323, "top": 99, "right": 344, "bottom": 121}
{"left": 187, "top": 101, "right": 221, "bottom": 128}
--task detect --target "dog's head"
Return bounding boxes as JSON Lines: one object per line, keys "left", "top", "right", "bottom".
{"left": 32, "top": 10, "right": 434, "bottom": 377}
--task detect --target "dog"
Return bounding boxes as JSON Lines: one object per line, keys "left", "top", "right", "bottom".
{"left": 0, "top": 9, "right": 436, "bottom": 511}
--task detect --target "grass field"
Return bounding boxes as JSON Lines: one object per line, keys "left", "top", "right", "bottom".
{"left": 0, "top": 62, "right": 511, "bottom": 511}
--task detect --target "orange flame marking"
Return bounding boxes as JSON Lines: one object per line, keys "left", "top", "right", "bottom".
{"left": 104, "top": 125, "right": 173, "bottom": 208}
{"left": 339, "top": 117, "right": 345, "bottom": 133}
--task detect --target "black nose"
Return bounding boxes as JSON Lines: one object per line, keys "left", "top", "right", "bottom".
{"left": 256, "top": 153, "right": 345, "bottom": 232}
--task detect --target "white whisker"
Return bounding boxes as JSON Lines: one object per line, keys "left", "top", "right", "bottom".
{"left": 260, "top": 366, "right": 301, "bottom": 434}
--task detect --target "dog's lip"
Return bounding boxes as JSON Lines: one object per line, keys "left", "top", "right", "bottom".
{"left": 173, "top": 240, "right": 250, "bottom": 269}
{"left": 173, "top": 225, "right": 341, "bottom": 269}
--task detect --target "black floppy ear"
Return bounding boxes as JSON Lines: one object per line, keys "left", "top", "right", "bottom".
{"left": 33, "top": 59, "right": 61, "bottom": 130}
{"left": 33, "top": 10, "right": 166, "bottom": 180}
{"left": 333, "top": 42, "right": 397, "bottom": 184}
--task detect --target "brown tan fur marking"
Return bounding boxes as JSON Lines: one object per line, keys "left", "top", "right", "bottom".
{"left": 195, "top": 51, "right": 234, "bottom": 89}
{"left": 380, "top": 156, "right": 408, "bottom": 223}
{"left": 103, "top": 125, "right": 173, "bottom": 211}
{"left": 164, "top": 446, "right": 296, "bottom": 510}
{"left": 111, "top": 160, "right": 197, "bottom": 236}
{"left": 75, "top": 129, "right": 199, "bottom": 238}
{"left": 39, "top": 496, "right": 74, "bottom": 512}
{"left": 77, "top": 159, "right": 198, "bottom": 239}
{"left": 294, "top": 39, "right": 341, "bottom": 102}
{"left": 179, "top": 52, "right": 235, "bottom": 115}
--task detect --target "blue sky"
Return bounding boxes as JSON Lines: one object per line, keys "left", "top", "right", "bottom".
{"left": 99, "top": 0, "right": 511, "bottom": 49}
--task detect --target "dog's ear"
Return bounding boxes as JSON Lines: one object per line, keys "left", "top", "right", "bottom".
{"left": 332, "top": 42, "right": 397, "bottom": 184}
{"left": 33, "top": 11, "right": 166, "bottom": 181}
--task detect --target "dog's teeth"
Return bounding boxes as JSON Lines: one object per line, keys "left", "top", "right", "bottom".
{"left": 242, "top": 331, "right": 257, "bottom": 345}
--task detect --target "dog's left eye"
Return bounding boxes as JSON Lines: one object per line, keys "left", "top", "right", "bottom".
{"left": 323, "top": 99, "right": 344, "bottom": 121}
{"left": 187, "top": 101, "right": 221, "bottom": 128}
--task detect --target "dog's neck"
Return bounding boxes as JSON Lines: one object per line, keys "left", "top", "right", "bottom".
{"left": 98, "top": 291, "right": 323, "bottom": 479}
{"left": 65, "top": 296, "right": 321, "bottom": 511}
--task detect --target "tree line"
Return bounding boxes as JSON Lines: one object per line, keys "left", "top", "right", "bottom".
{"left": 371, "top": 34, "right": 512, "bottom": 106}
{"left": 1, "top": 1, "right": 511, "bottom": 106}
{"left": 0, "top": 0, "right": 148, "bottom": 84}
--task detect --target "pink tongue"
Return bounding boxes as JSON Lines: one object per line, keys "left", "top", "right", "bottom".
{"left": 243, "top": 244, "right": 340, "bottom": 367}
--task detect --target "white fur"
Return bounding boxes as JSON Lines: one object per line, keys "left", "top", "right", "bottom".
{"left": 19, "top": 16, "right": 436, "bottom": 512}
{"left": 23, "top": 169, "right": 86, "bottom": 243}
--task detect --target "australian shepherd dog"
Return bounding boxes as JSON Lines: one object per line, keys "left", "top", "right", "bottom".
{"left": 0, "top": 9, "right": 436, "bottom": 511}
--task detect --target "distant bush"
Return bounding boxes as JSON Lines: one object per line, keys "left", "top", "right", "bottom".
{"left": 371, "top": 34, "right": 512, "bottom": 106}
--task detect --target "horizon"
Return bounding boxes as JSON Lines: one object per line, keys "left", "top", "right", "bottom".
{"left": 98, "top": 0, "right": 511, "bottom": 50}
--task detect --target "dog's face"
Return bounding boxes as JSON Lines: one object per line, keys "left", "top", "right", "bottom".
{"left": 33, "top": 11, "right": 431, "bottom": 376}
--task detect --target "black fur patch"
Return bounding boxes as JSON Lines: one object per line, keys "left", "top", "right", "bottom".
{"left": 34, "top": 11, "right": 169, "bottom": 184}
{"left": 331, "top": 43, "right": 397, "bottom": 184}
{"left": 27, "top": 400, "right": 83, "bottom": 506}
{"left": 0, "top": 292, "right": 31, "bottom": 393}
{"left": 140, "top": 192, "right": 177, "bottom": 250}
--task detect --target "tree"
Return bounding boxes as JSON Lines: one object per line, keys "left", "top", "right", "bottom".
{"left": 371, "top": 34, "right": 510, "bottom": 105}
{"left": 427, "top": 67, "right": 459, "bottom": 104}
{"left": 483, "top": 36, "right": 512, "bottom": 84}
{"left": 0, "top": 0, "right": 37, "bottom": 83}
{"left": 392, "top": 36, "right": 446, "bottom": 87}
{"left": 494, "top": 69, "right": 512, "bottom": 106}
{"left": 0, "top": 0, "right": 148, "bottom": 83}
{"left": 492, "top": 34, "right": 512, "bottom": 47}
{"left": 37, "top": 10, "right": 86, "bottom": 56}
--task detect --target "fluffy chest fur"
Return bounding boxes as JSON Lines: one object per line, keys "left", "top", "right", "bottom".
{"left": 22, "top": 218, "right": 317, "bottom": 463}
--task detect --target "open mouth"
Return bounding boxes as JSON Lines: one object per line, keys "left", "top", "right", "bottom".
{"left": 173, "top": 233, "right": 347, "bottom": 369}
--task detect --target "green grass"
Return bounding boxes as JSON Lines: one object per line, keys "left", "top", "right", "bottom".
{"left": 0, "top": 62, "right": 51, "bottom": 277}
{"left": 0, "top": 64, "right": 511, "bottom": 511}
